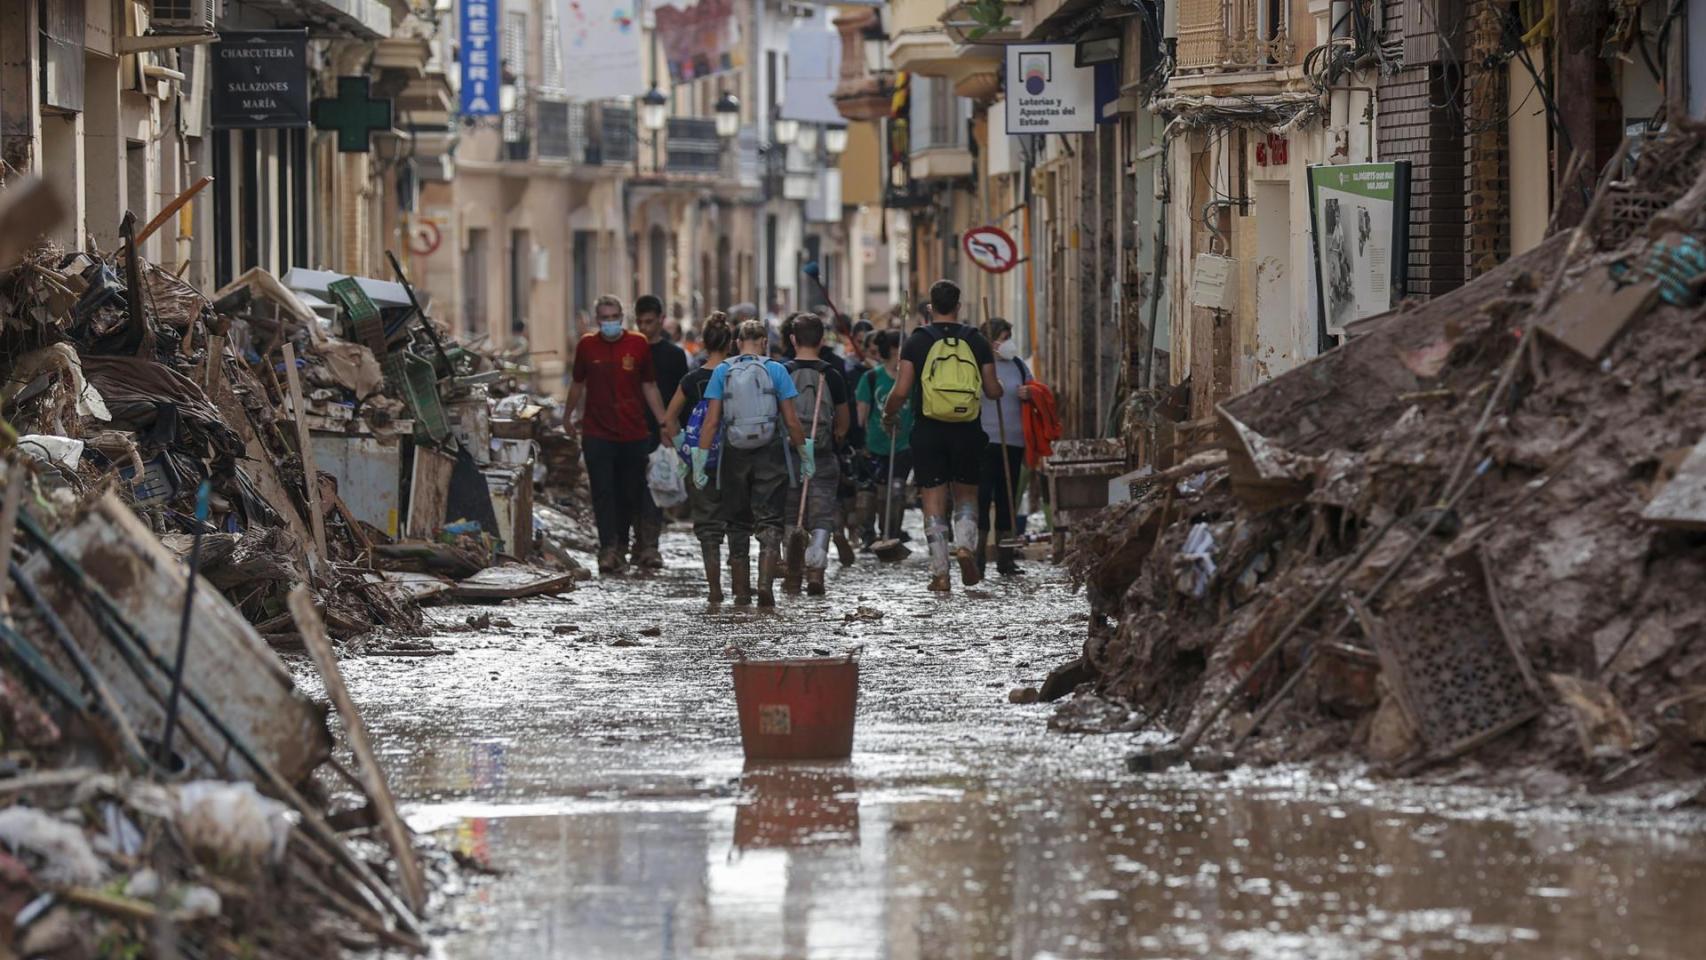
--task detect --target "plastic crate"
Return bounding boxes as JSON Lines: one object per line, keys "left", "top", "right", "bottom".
{"left": 328, "top": 277, "right": 387, "bottom": 355}
{"left": 381, "top": 351, "right": 449, "bottom": 441}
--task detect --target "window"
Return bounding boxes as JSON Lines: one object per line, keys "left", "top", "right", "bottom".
{"left": 573, "top": 230, "right": 595, "bottom": 320}
{"left": 510, "top": 230, "right": 532, "bottom": 334}
{"left": 542, "top": 5, "right": 565, "bottom": 93}
{"left": 648, "top": 225, "right": 668, "bottom": 298}
{"left": 464, "top": 228, "right": 489, "bottom": 336}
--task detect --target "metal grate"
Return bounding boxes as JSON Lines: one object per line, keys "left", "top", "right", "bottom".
{"left": 537, "top": 99, "right": 572, "bottom": 159}
{"left": 1363, "top": 550, "right": 1543, "bottom": 762}
{"left": 598, "top": 104, "right": 636, "bottom": 165}
{"left": 666, "top": 117, "right": 723, "bottom": 174}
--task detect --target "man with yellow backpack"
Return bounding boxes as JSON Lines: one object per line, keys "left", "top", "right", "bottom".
{"left": 880, "top": 279, "right": 1004, "bottom": 593}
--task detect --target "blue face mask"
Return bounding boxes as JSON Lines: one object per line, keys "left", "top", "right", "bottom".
{"left": 599, "top": 320, "right": 624, "bottom": 339}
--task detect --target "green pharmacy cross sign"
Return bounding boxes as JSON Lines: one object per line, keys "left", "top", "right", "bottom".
{"left": 312, "top": 76, "right": 393, "bottom": 153}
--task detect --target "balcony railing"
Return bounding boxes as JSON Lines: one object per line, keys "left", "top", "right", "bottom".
{"left": 665, "top": 117, "right": 723, "bottom": 174}
{"left": 532, "top": 98, "right": 636, "bottom": 167}
{"left": 1176, "top": 0, "right": 1295, "bottom": 72}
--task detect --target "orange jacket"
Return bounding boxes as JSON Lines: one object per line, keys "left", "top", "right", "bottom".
{"left": 1022, "top": 379, "right": 1062, "bottom": 469}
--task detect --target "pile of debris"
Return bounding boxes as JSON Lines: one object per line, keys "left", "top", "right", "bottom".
{"left": 1069, "top": 121, "right": 1706, "bottom": 794}
{"left": 0, "top": 186, "right": 595, "bottom": 952}
{"left": 1, "top": 225, "right": 587, "bottom": 642}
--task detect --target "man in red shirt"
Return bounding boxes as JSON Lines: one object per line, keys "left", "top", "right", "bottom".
{"left": 566, "top": 294, "right": 670, "bottom": 574}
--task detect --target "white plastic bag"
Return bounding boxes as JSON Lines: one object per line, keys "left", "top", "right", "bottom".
{"left": 647, "top": 444, "right": 689, "bottom": 508}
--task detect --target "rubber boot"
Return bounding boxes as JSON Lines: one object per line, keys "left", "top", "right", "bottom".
{"left": 975, "top": 530, "right": 990, "bottom": 579}
{"left": 757, "top": 543, "right": 780, "bottom": 608}
{"left": 833, "top": 531, "right": 855, "bottom": 566}
{"left": 996, "top": 530, "right": 1023, "bottom": 576}
{"left": 806, "top": 566, "right": 826, "bottom": 596}
{"left": 730, "top": 557, "right": 752, "bottom": 607}
{"left": 634, "top": 506, "right": 665, "bottom": 570}
{"left": 926, "top": 516, "right": 952, "bottom": 594}
{"left": 783, "top": 532, "right": 805, "bottom": 595}
{"left": 953, "top": 503, "right": 981, "bottom": 587}
{"left": 854, "top": 491, "right": 876, "bottom": 548}
{"left": 701, "top": 542, "right": 724, "bottom": 605}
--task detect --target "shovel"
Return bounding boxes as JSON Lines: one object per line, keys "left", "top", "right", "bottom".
{"left": 871, "top": 451, "right": 911, "bottom": 561}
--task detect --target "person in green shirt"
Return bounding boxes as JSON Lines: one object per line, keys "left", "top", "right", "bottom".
{"left": 855, "top": 330, "right": 914, "bottom": 546}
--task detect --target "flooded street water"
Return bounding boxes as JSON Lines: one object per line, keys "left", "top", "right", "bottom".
{"left": 328, "top": 529, "right": 1706, "bottom": 959}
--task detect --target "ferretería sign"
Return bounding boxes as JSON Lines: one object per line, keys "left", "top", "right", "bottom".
{"left": 211, "top": 30, "right": 311, "bottom": 129}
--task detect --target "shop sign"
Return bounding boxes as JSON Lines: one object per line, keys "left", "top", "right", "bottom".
{"left": 460, "top": 0, "right": 499, "bottom": 116}
{"left": 211, "top": 30, "right": 310, "bottom": 129}
{"left": 1004, "top": 44, "right": 1096, "bottom": 135}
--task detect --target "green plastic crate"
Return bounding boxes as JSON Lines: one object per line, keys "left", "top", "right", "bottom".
{"left": 329, "top": 277, "right": 387, "bottom": 355}
{"left": 381, "top": 351, "right": 449, "bottom": 441}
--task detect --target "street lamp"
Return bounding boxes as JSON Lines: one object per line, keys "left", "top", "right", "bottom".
{"left": 640, "top": 85, "right": 669, "bottom": 132}
{"left": 862, "top": 18, "right": 888, "bottom": 74}
{"left": 824, "top": 124, "right": 848, "bottom": 155}
{"left": 774, "top": 115, "right": 799, "bottom": 146}
{"left": 715, "top": 91, "right": 741, "bottom": 139}
{"left": 796, "top": 123, "right": 819, "bottom": 153}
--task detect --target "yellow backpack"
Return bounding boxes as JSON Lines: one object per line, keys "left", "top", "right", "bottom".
{"left": 919, "top": 325, "right": 983, "bottom": 422}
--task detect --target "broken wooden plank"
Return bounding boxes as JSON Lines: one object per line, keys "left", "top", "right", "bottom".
{"left": 22, "top": 494, "right": 331, "bottom": 782}
{"left": 1642, "top": 436, "right": 1706, "bottom": 530}
{"left": 406, "top": 447, "right": 455, "bottom": 538}
{"left": 287, "top": 586, "right": 428, "bottom": 917}
{"left": 451, "top": 564, "right": 577, "bottom": 601}
{"left": 281, "top": 342, "right": 329, "bottom": 564}
{"left": 360, "top": 569, "right": 455, "bottom": 605}
{"left": 1535, "top": 264, "right": 1660, "bottom": 361}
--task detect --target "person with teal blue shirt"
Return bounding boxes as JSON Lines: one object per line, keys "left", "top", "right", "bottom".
{"left": 855, "top": 330, "right": 914, "bottom": 547}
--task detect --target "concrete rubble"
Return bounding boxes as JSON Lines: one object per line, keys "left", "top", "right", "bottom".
{"left": 0, "top": 211, "right": 595, "bottom": 953}
{"left": 1066, "top": 121, "right": 1706, "bottom": 799}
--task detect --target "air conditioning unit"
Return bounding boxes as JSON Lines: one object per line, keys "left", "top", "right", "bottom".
{"left": 150, "top": 0, "right": 217, "bottom": 33}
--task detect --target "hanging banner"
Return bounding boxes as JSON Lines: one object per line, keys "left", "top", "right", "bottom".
{"left": 778, "top": 7, "right": 840, "bottom": 124}
{"left": 655, "top": 0, "right": 745, "bottom": 83}
{"left": 1004, "top": 44, "right": 1096, "bottom": 135}
{"left": 1307, "top": 162, "right": 1413, "bottom": 337}
{"left": 210, "top": 31, "right": 310, "bottom": 129}
{"left": 556, "top": 0, "right": 644, "bottom": 100}
{"left": 459, "top": 0, "right": 499, "bottom": 116}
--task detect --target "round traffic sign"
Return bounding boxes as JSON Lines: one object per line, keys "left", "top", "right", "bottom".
{"left": 407, "top": 219, "right": 442, "bottom": 256}
{"left": 963, "top": 226, "right": 1019, "bottom": 274}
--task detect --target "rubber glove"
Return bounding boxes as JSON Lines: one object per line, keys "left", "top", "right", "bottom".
{"left": 691, "top": 447, "right": 709, "bottom": 489}
{"left": 798, "top": 442, "right": 816, "bottom": 481}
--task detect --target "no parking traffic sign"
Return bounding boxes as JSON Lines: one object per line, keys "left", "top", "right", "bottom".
{"left": 963, "top": 226, "right": 1019, "bottom": 274}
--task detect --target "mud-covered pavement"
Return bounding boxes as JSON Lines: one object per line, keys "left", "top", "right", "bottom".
{"left": 325, "top": 528, "right": 1706, "bottom": 959}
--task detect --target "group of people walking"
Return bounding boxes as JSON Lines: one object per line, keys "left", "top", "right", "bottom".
{"left": 564, "top": 279, "right": 1050, "bottom": 606}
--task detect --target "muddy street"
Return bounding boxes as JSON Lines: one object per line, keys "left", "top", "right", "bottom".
{"left": 312, "top": 528, "right": 1706, "bottom": 960}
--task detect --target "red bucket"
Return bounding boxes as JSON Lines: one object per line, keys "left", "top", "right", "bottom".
{"left": 732, "top": 656, "right": 859, "bottom": 760}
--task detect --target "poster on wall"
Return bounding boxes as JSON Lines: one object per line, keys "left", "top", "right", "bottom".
{"left": 556, "top": 0, "right": 643, "bottom": 100}
{"left": 1306, "top": 161, "right": 1412, "bottom": 339}
{"left": 1004, "top": 44, "right": 1096, "bottom": 135}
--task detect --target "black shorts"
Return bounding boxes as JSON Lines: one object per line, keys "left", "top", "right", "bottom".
{"left": 910, "top": 418, "right": 987, "bottom": 488}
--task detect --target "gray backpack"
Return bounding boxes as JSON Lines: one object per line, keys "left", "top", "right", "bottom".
{"left": 788, "top": 362, "right": 836, "bottom": 441}
{"left": 722, "top": 355, "right": 779, "bottom": 449}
